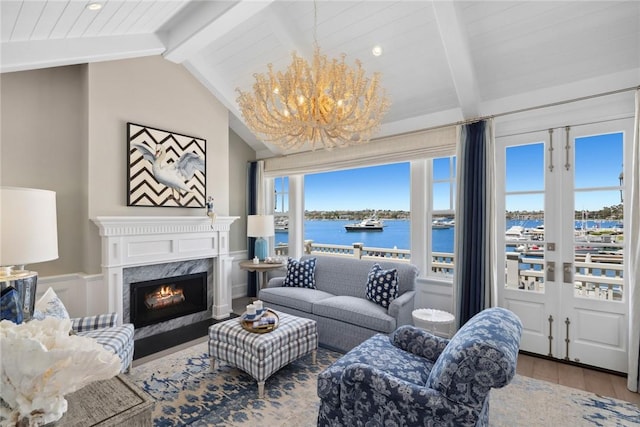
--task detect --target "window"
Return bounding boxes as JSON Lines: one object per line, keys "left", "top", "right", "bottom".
{"left": 430, "top": 156, "right": 456, "bottom": 277}
{"left": 268, "top": 156, "right": 456, "bottom": 279}
{"left": 273, "top": 177, "right": 289, "bottom": 254}
{"left": 274, "top": 176, "right": 289, "bottom": 215}
{"left": 303, "top": 163, "right": 410, "bottom": 258}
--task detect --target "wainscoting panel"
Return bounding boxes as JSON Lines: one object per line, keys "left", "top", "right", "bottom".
{"left": 414, "top": 277, "right": 453, "bottom": 314}
{"left": 230, "top": 250, "right": 249, "bottom": 300}
{"left": 38, "top": 252, "right": 250, "bottom": 319}
{"left": 38, "top": 274, "right": 96, "bottom": 318}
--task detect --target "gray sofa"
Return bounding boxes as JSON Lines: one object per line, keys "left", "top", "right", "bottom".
{"left": 258, "top": 255, "right": 418, "bottom": 353}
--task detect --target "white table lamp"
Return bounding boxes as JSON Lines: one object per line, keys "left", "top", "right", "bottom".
{"left": 247, "top": 215, "right": 274, "bottom": 261}
{"left": 1, "top": 187, "right": 59, "bottom": 322}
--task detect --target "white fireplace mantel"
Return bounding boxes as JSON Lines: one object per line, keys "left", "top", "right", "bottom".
{"left": 93, "top": 216, "right": 239, "bottom": 322}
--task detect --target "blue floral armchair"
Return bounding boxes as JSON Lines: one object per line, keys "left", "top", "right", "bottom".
{"left": 317, "top": 307, "right": 522, "bottom": 427}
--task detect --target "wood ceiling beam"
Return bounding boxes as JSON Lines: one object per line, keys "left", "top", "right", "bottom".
{"left": 0, "top": 34, "right": 164, "bottom": 73}
{"left": 162, "top": 0, "right": 275, "bottom": 64}
{"left": 431, "top": 1, "right": 481, "bottom": 119}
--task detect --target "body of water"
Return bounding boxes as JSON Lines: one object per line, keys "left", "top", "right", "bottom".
{"left": 274, "top": 219, "right": 623, "bottom": 254}
{"left": 275, "top": 219, "right": 454, "bottom": 252}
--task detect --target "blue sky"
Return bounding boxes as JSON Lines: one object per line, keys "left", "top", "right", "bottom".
{"left": 506, "top": 132, "right": 623, "bottom": 211}
{"left": 299, "top": 132, "right": 624, "bottom": 212}
{"left": 305, "top": 163, "right": 410, "bottom": 211}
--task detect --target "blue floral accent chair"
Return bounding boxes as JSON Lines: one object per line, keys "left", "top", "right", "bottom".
{"left": 317, "top": 307, "right": 522, "bottom": 427}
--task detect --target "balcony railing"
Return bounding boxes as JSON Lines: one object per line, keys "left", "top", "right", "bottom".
{"left": 274, "top": 240, "right": 623, "bottom": 301}
{"left": 503, "top": 252, "right": 623, "bottom": 301}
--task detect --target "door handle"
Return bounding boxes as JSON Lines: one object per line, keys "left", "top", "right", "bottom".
{"left": 546, "top": 261, "right": 555, "bottom": 282}
{"left": 563, "top": 262, "right": 573, "bottom": 284}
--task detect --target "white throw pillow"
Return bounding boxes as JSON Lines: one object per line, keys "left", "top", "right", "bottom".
{"left": 34, "top": 287, "right": 70, "bottom": 320}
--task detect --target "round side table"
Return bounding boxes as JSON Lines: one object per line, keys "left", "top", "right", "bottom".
{"left": 412, "top": 308, "right": 455, "bottom": 338}
{"left": 239, "top": 260, "right": 285, "bottom": 289}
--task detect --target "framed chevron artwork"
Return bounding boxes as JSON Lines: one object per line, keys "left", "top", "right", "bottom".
{"left": 127, "top": 123, "right": 206, "bottom": 208}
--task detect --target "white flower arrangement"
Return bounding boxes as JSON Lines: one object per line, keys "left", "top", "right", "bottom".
{"left": 0, "top": 317, "right": 121, "bottom": 426}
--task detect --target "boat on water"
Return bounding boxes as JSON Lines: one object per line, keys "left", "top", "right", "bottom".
{"left": 274, "top": 216, "right": 288, "bottom": 231}
{"left": 345, "top": 217, "right": 385, "bottom": 231}
{"left": 432, "top": 219, "right": 454, "bottom": 229}
{"left": 505, "top": 225, "right": 527, "bottom": 242}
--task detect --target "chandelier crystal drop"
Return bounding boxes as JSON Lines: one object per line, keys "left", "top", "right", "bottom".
{"left": 236, "top": 45, "right": 390, "bottom": 151}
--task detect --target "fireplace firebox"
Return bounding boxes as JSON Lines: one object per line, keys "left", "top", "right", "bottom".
{"left": 130, "top": 272, "right": 207, "bottom": 328}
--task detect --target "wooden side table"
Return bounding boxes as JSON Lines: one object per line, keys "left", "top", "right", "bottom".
{"left": 239, "top": 260, "right": 285, "bottom": 289}
{"left": 57, "top": 374, "right": 153, "bottom": 426}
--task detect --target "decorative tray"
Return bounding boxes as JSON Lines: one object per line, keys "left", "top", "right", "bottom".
{"left": 241, "top": 308, "right": 267, "bottom": 321}
{"left": 240, "top": 308, "right": 279, "bottom": 333}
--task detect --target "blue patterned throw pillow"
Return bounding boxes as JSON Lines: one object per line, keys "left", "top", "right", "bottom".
{"left": 34, "top": 287, "right": 70, "bottom": 319}
{"left": 283, "top": 257, "right": 317, "bottom": 289}
{"left": 366, "top": 263, "right": 398, "bottom": 308}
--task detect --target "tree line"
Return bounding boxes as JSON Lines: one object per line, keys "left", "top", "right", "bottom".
{"left": 507, "top": 204, "right": 623, "bottom": 221}
{"left": 304, "top": 209, "right": 410, "bottom": 220}
{"left": 299, "top": 204, "right": 623, "bottom": 221}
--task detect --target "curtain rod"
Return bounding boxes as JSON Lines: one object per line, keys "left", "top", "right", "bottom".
{"left": 371, "top": 85, "right": 640, "bottom": 141}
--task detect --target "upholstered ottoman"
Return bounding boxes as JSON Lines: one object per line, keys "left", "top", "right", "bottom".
{"left": 208, "top": 310, "right": 318, "bottom": 398}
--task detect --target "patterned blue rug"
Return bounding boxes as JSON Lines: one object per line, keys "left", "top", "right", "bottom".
{"left": 130, "top": 342, "right": 640, "bottom": 427}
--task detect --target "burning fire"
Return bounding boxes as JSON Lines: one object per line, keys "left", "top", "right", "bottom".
{"left": 144, "top": 284, "right": 185, "bottom": 309}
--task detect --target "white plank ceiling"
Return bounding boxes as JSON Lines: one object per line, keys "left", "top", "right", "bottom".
{"left": 1, "top": 0, "right": 638, "bottom": 156}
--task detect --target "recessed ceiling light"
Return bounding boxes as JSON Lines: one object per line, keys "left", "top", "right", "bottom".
{"left": 372, "top": 45, "right": 383, "bottom": 57}
{"left": 87, "top": 3, "right": 103, "bottom": 11}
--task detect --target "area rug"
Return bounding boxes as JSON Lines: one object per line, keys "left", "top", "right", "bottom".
{"left": 130, "top": 342, "right": 640, "bottom": 427}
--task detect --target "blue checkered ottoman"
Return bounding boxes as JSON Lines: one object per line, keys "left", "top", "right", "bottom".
{"left": 208, "top": 310, "right": 318, "bottom": 398}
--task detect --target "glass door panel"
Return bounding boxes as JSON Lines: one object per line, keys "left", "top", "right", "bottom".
{"left": 498, "top": 137, "right": 553, "bottom": 357}
{"left": 504, "top": 143, "right": 545, "bottom": 293}
{"left": 560, "top": 127, "right": 627, "bottom": 371}
{"left": 499, "top": 122, "right": 630, "bottom": 373}
{"left": 572, "top": 133, "right": 624, "bottom": 302}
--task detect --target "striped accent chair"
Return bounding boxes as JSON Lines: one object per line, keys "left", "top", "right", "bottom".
{"left": 71, "top": 313, "right": 134, "bottom": 373}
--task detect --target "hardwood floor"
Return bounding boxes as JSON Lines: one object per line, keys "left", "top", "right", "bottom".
{"left": 517, "top": 353, "right": 640, "bottom": 406}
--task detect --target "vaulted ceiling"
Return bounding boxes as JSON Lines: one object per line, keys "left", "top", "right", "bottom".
{"left": 2, "top": 1, "right": 639, "bottom": 157}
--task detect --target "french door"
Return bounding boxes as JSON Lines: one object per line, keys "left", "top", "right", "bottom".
{"left": 496, "top": 119, "right": 631, "bottom": 372}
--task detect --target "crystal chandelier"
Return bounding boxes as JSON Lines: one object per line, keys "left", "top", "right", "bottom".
{"left": 236, "top": 4, "right": 390, "bottom": 151}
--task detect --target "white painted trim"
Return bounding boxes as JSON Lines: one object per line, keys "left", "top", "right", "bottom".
{"left": 92, "top": 216, "right": 239, "bottom": 322}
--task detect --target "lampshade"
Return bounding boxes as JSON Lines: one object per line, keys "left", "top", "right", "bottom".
{"left": 247, "top": 215, "right": 275, "bottom": 238}
{"left": 1, "top": 187, "right": 59, "bottom": 267}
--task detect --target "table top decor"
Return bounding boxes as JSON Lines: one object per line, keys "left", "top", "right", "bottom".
{"left": 240, "top": 309, "right": 279, "bottom": 334}
{"left": 0, "top": 317, "right": 121, "bottom": 426}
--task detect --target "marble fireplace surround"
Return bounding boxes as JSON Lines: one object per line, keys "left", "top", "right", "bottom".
{"left": 93, "top": 216, "right": 239, "bottom": 334}
{"left": 123, "top": 258, "right": 211, "bottom": 339}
